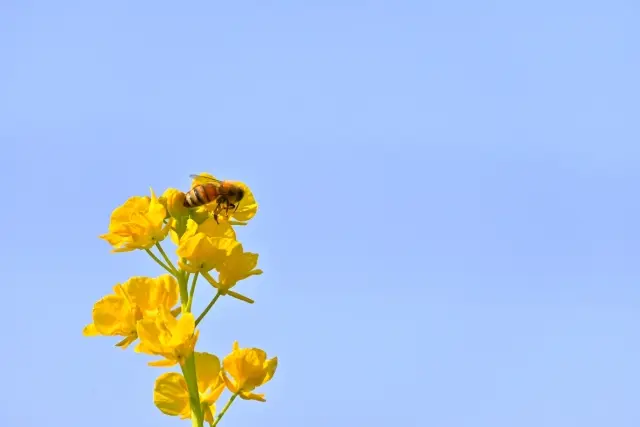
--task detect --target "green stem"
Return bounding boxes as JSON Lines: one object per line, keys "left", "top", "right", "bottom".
{"left": 187, "top": 273, "right": 199, "bottom": 312}
{"left": 145, "top": 249, "right": 176, "bottom": 276}
{"left": 177, "top": 269, "right": 189, "bottom": 311}
{"left": 175, "top": 215, "right": 188, "bottom": 237}
{"left": 181, "top": 355, "right": 204, "bottom": 427}
{"left": 211, "top": 393, "right": 239, "bottom": 427}
{"left": 195, "top": 292, "right": 222, "bottom": 326}
{"left": 156, "top": 242, "right": 178, "bottom": 274}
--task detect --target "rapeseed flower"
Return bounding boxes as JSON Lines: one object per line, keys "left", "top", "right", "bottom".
{"left": 222, "top": 341, "right": 277, "bottom": 402}
{"left": 217, "top": 243, "right": 262, "bottom": 292}
{"left": 100, "top": 188, "right": 171, "bottom": 252}
{"left": 85, "top": 171, "right": 278, "bottom": 426}
{"left": 154, "top": 352, "right": 226, "bottom": 424}
{"left": 177, "top": 231, "right": 239, "bottom": 274}
{"left": 175, "top": 217, "right": 239, "bottom": 274}
{"left": 83, "top": 275, "right": 179, "bottom": 348}
{"left": 136, "top": 306, "right": 199, "bottom": 366}
{"left": 171, "top": 218, "right": 236, "bottom": 247}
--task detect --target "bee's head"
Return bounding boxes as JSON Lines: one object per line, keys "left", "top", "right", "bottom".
{"left": 235, "top": 186, "right": 245, "bottom": 201}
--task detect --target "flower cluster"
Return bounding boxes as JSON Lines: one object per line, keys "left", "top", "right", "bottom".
{"left": 84, "top": 173, "right": 277, "bottom": 426}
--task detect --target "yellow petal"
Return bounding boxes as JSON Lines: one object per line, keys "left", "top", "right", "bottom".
{"left": 217, "top": 246, "right": 262, "bottom": 289}
{"left": 148, "top": 358, "right": 178, "bottom": 367}
{"left": 222, "top": 372, "right": 239, "bottom": 394}
{"left": 99, "top": 232, "right": 127, "bottom": 246}
{"left": 109, "top": 196, "right": 150, "bottom": 224}
{"left": 92, "top": 295, "right": 135, "bottom": 336}
{"left": 82, "top": 324, "right": 98, "bottom": 336}
{"left": 160, "top": 220, "right": 172, "bottom": 239}
{"left": 194, "top": 352, "right": 222, "bottom": 391}
{"left": 147, "top": 201, "right": 167, "bottom": 227}
{"left": 153, "top": 372, "right": 190, "bottom": 418}
{"left": 170, "top": 313, "right": 196, "bottom": 347}
{"left": 240, "top": 349, "right": 270, "bottom": 389}
{"left": 178, "top": 259, "right": 201, "bottom": 274}
{"left": 176, "top": 233, "right": 207, "bottom": 258}
{"left": 162, "top": 188, "right": 189, "bottom": 218}
{"left": 124, "top": 275, "right": 179, "bottom": 313}
{"left": 115, "top": 335, "right": 137, "bottom": 349}
{"left": 183, "top": 218, "right": 199, "bottom": 240}
{"left": 198, "top": 218, "right": 237, "bottom": 240}
{"left": 156, "top": 274, "right": 180, "bottom": 308}
{"left": 136, "top": 318, "right": 163, "bottom": 351}
{"left": 223, "top": 345, "right": 249, "bottom": 388}
{"left": 231, "top": 182, "right": 258, "bottom": 222}
{"left": 170, "top": 229, "right": 180, "bottom": 245}
{"left": 203, "top": 404, "right": 215, "bottom": 425}
{"left": 111, "top": 245, "right": 136, "bottom": 253}
{"left": 203, "top": 382, "right": 226, "bottom": 406}
{"left": 177, "top": 235, "right": 239, "bottom": 272}
{"left": 262, "top": 356, "right": 278, "bottom": 385}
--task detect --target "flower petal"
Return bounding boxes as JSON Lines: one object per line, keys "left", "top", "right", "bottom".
{"left": 198, "top": 218, "right": 237, "bottom": 240}
{"left": 153, "top": 372, "right": 190, "bottom": 418}
{"left": 222, "top": 372, "right": 239, "bottom": 394}
{"left": 231, "top": 183, "right": 257, "bottom": 222}
{"left": 82, "top": 324, "right": 98, "bottom": 336}
{"left": 92, "top": 295, "right": 135, "bottom": 336}
{"left": 262, "top": 357, "right": 278, "bottom": 385}
{"left": 169, "top": 313, "right": 196, "bottom": 347}
{"left": 125, "top": 275, "right": 179, "bottom": 314}
{"left": 115, "top": 335, "right": 137, "bottom": 349}
{"left": 148, "top": 358, "right": 178, "bottom": 367}
{"left": 203, "top": 382, "right": 226, "bottom": 406}
{"left": 194, "top": 352, "right": 222, "bottom": 391}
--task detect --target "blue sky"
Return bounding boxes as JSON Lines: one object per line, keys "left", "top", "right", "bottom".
{"left": 2, "top": 1, "right": 639, "bottom": 426}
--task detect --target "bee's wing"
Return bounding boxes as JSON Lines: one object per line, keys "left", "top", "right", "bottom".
{"left": 189, "top": 174, "right": 223, "bottom": 186}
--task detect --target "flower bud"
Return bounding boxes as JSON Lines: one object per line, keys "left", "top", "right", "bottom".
{"left": 161, "top": 188, "right": 190, "bottom": 218}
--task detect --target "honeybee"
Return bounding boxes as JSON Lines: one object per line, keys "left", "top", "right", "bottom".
{"left": 184, "top": 174, "right": 245, "bottom": 223}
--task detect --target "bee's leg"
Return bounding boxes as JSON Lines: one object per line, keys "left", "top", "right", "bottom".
{"left": 232, "top": 203, "right": 240, "bottom": 213}
{"left": 213, "top": 204, "right": 222, "bottom": 223}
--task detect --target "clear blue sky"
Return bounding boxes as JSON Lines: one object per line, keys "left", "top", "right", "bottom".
{"left": 2, "top": 1, "right": 639, "bottom": 426}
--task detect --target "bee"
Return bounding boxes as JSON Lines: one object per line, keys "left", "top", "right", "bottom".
{"left": 184, "top": 174, "right": 245, "bottom": 223}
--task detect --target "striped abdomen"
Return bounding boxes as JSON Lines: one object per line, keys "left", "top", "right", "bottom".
{"left": 184, "top": 184, "right": 220, "bottom": 208}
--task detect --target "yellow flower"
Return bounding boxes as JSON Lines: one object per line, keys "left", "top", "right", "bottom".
{"left": 82, "top": 275, "right": 179, "bottom": 349}
{"left": 135, "top": 306, "right": 199, "bottom": 366}
{"left": 153, "top": 352, "right": 226, "bottom": 424}
{"left": 217, "top": 243, "right": 263, "bottom": 292}
{"left": 222, "top": 341, "right": 277, "bottom": 402}
{"left": 100, "top": 188, "right": 171, "bottom": 252}
{"left": 161, "top": 188, "right": 190, "bottom": 218}
{"left": 176, "top": 220, "right": 239, "bottom": 273}
{"left": 170, "top": 217, "right": 236, "bottom": 247}
{"left": 191, "top": 172, "right": 258, "bottom": 223}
